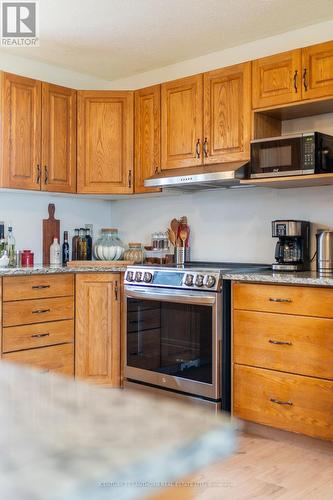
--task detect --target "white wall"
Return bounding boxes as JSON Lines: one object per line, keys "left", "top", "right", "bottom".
{"left": 111, "top": 185, "right": 333, "bottom": 265}
{"left": 0, "top": 191, "right": 112, "bottom": 263}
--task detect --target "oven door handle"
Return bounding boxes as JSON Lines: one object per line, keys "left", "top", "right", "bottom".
{"left": 124, "top": 286, "right": 217, "bottom": 305}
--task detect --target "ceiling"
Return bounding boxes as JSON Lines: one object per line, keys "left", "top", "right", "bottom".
{"left": 1, "top": 0, "right": 333, "bottom": 81}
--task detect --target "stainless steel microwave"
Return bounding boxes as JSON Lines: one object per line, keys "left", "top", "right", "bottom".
{"left": 250, "top": 132, "right": 333, "bottom": 178}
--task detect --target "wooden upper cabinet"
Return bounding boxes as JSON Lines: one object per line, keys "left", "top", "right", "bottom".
{"left": 161, "top": 74, "right": 203, "bottom": 170}
{"left": 134, "top": 85, "right": 161, "bottom": 193}
{"left": 203, "top": 62, "right": 251, "bottom": 163}
{"left": 252, "top": 49, "right": 302, "bottom": 109}
{"left": 75, "top": 273, "right": 121, "bottom": 386}
{"left": 1, "top": 72, "right": 41, "bottom": 190}
{"left": 41, "top": 83, "right": 77, "bottom": 193}
{"left": 302, "top": 41, "right": 333, "bottom": 100}
{"left": 77, "top": 91, "right": 134, "bottom": 194}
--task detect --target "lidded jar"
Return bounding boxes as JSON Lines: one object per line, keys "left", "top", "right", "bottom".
{"left": 123, "top": 243, "right": 145, "bottom": 264}
{"left": 93, "top": 228, "right": 125, "bottom": 261}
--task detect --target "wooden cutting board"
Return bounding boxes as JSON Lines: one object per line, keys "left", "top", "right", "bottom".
{"left": 43, "top": 203, "right": 60, "bottom": 265}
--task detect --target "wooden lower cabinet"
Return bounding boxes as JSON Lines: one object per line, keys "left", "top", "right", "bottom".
{"left": 3, "top": 344, "right": 74, "bottom": 376}
{"left": 233, "top": 365, "right": 333, "bottom": 441}
{"left": 233, "top": 282, "right": 333, "bottom": 441}
{"left": 75, "top": 273, "right": 121, "bottom": 387}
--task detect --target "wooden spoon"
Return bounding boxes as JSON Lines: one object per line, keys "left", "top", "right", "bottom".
{"left": 179, "top": 229, "right": 188, "bottom": 248}
{"left": 167, "top": 228, "right": 176, "bottom": 246}
{"left": 170, "top": 218, "right": 179, "bottom": 245}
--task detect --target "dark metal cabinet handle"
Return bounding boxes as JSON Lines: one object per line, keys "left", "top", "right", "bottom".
{"left": 32, "top": 309, "right": 50, "bottom": 314}
{"left": 36, "top": 164, "right": 41, "bottom": 184}
{"left": 195, "top": 139, "right": 201, "bottom": 158}
{"left": 114, "top": 280, "right": 118, "bottom": 301}
{"left": 270, "top": 398, "right": 293, "bottom": 406}
{"left": 269, "top": 297, "right": 292, "bottom": 303}
{"left": 269, "top": 339, "right": 292, "bottom": 346}
{"left": 44, "top": 165, "right": 48, "bottom": 184}
{"left": 128, "top": 170, "right": 132, "bottom": 188}
{"left": 203, "top": 138, "right": 208, "bottom": 158}
{"left": 32, "top": 285, "right": 50, "bottom": 289}
{"left": 31, "top": 333, "right": 50, "bottom": 338}
{"left": 293, "top": 70, "right": 298, "bottom": 92}
{"left": 303, "top": 68, "right": 308, "bottom": 91}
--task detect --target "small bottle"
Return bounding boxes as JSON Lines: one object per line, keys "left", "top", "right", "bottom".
{"left": 72, "top": 229, "right": 79, "bottom": 260}
{"left": 0, "top": 222, "right": 5, "bottom": 255}
{"left": 62, "top": 231, "right": 70, "bottom": 265}
{"left": 50, "top": 237, "right": 61, "bottom": 266}
{"left": 6, "top": 225, "right": 16, "bottom": 267}
{"left": 85, "top": 228, "right": 92, "bottom": 260}
{"left": 78, "top": 228, "right": 87, "bottom": 260}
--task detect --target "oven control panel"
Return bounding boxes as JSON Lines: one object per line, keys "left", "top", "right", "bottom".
{"left": 124, "top": 268, "right": 221, "bottom": 291}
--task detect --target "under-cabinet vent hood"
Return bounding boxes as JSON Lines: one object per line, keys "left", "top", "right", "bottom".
{"left": 144, "top": 161, "right": 249, "bottom": 191}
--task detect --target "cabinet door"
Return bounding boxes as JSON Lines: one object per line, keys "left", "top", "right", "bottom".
{"left": 302, "top": 41, "right": 333, "bottom": 100}
{"left": 41, "top": 83, "right": 76, "bottom": 193}
{"left": 77, "top": 91, "right": 133, "bottom": 194}
{"left": 1, "top": 72, "right": 41, "bottom": 190}
{"left": 252, "top": 50, "right": 302, "bottom": 109}
{"left": 134, "top": 85, "right": 161, "bottom": 193}
{"left": 161, "top": 74, "right": 203, "bottom": 169}
{"left": 75, "top": 273, "right": 121, "bottom": 386}
{"left": 203, "top": 62, "right": 251, "bottom": 164}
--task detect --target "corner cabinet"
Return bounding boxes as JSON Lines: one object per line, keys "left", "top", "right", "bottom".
{"left": 75, "top": 273, "right": 121, "bottom": 387}
{"left": 161, "top": 75, "right": 203, "bottom": 169}
{"left": 203, "top": 62, "right": 251, "bottom": 163}
{"left": 1, "top": 72, "right": 41, "bottom": 190}
{"left": 134, "top": 85, "right": 161, "bottom": 193}
{"left": 77, "top": 91, "right": 134, "bottom": 194}
{"left": 0, "top": 72, "right": 77, "bottom": 193}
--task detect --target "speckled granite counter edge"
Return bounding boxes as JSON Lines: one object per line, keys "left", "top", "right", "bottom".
{"left": 0, "top": 265, "right": 127, "bottom": 276}
{"left": 222, "top": 271, "right": 333, "bottom": 287}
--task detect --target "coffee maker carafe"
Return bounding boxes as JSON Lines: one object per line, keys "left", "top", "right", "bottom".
{"left": 272, "top": 220, "right": 310, "bottom": 271}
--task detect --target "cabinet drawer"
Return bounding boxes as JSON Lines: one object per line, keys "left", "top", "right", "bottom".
{"left": 233, "top": 283, "right": 333, "bottom": 318}
{"left": 2, "top": 319, "right": 74, "bottom": 353}
{"left": 3, "top": 296, "right": 74, "bottom": 327}
{"left": 233, "top": 310, "right": 333, "bottom": 379}
{"left": 233, "top": 365, "right": 333, "bottom": 440}
{"left": 2, "top": 343, "right": 74, "bottom": 376}
{"left": 3, "top": 274, "right": 74, "bottom": 301}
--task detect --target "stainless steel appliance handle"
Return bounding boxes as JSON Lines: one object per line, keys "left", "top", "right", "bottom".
{"left": 124, "top": 286, "right": 216, "bottom": 305}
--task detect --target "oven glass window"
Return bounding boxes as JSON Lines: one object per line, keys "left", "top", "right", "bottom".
{"left": 127, "top": 298, "right": 212, "bottom": 384}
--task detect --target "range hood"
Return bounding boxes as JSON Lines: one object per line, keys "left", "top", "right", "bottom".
{"left": 144, "top": 161, "right": 249, "bottom": 191}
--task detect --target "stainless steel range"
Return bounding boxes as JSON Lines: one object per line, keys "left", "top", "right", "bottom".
{"left": 124, "top": 262, "right": 268, "bottom": 411}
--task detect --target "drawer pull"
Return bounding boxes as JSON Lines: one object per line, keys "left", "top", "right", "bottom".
{"left": 269, "top": 297, "right": 292, "bottom": 303}
{"left": 269, "top": 339, "right": 292, "bottom": 346}
{"left": 31, "top": 333, "right": 50, "bottom": 339}
{"left": 32, "top": 285, "right": 51, "bottom": 289}
{"left": 270, "top": 398, "right": 293, "bottom": 406}
{"left": 32, "top": 309, "right": 51, "bottom": 314}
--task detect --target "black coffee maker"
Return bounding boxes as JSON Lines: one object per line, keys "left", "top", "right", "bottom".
{"left": 272, "top": 220, "right": 311, "bottom": 271}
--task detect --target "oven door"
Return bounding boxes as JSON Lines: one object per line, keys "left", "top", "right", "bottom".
{"left": 250, "top": 135, "right": 308, "bottom": 178}
{"left": 124, "top": 285, "right": 221, "bottom": 400}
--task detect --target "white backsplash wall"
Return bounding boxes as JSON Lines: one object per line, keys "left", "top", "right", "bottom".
{"left": 0, "top": 192, "right": 112, "bottom": 263}
{"left": 111, "top": 185, "right": 333, "bottom": 264}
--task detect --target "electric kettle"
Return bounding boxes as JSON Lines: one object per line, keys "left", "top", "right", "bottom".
{"left": 316, "top": 230, "right": 333, "bottom": 272}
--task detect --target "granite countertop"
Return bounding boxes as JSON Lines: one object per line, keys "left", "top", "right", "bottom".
{"left": 0, "top": 362, "right": 235, "bottom": 500}
{"left": 223, "top": 269, "right": 333, "bottom": 287}
{"left": 0, "top": 264, "right": 127, "bottom": 275}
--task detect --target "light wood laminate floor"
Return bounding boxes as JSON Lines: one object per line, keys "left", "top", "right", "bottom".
{"left": 193, "top": 427, "right": 333, "bottom": 499}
